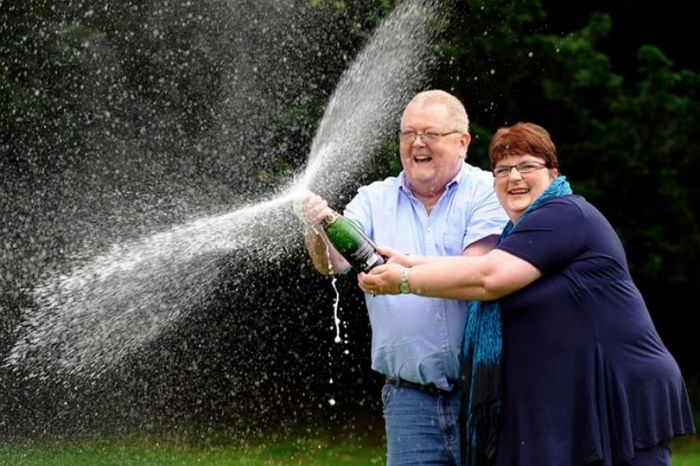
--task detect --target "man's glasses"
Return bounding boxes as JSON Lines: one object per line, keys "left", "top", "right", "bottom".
{"left": 397, "top": 130, "right": 461, "bottom": 144}
{"left": 493, "top": 161, "right": 549, "bottom": 178}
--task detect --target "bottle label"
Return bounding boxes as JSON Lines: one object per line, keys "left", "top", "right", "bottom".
{"left": 364, "top": 252, "right": 385, "bottom": 271}
{"left": 349, "top": 243, "right": 385, "bottom": 271}
{"left": 323, "top": 210, "right": 384, "bottom": 272}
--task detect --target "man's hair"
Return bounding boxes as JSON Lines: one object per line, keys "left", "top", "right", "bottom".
{"left": 407, "top": 90, "right": 469, "bottom": 133}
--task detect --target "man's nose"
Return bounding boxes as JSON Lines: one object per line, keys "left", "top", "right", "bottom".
{"left": 411, "top": 134, "right": 427, "bottom": 147}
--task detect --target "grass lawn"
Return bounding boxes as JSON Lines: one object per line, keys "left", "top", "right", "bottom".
{"left": 0, "top": 429, "right": 697, "bottom": 465}
{"left": 670, "top": 435, "right": 700, "bottom": 466}
{"left": 0, "top": 424, "right": 385, "bottom": 466}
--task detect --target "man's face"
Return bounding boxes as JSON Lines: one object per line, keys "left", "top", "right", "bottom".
{"left": 399, "top": 101, "right": 470, "bottom": 193}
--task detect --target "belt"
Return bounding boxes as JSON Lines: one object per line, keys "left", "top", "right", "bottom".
{"left": 385, "top": 376, "right": 448, "bottom": 396}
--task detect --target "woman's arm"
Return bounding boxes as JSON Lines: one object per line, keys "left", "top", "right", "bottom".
{"left": 359, "top": 249, "right": 541, "bottom": 301}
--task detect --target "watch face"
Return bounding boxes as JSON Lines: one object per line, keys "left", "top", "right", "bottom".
{"left": 400, "top": 268, "right": 410, "bottom": 293}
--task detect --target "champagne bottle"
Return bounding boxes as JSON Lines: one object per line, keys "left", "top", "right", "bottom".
{"left": 322, "top": 210, "right": 385, "bottom": 272}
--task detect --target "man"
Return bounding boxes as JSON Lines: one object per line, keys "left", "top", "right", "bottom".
{"left": 297, "top": 90, "right": 508, "bottom": 465}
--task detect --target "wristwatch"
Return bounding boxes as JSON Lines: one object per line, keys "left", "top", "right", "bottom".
{"left": 399, "top": 267, "right": 411, "bottom": 294}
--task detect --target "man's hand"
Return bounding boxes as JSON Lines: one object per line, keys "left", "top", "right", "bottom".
{"left": 293, "top": 190, "right": 333, "bottom": 228}
{"left": 295, "top": 190, "right": 351, "bottom": 275}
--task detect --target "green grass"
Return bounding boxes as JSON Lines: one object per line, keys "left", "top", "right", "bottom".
{"left": 0, "top": 430, "right": 697, "bottom": 465}
{"left": 0, "top": 426, "right": 386, "bottom": 466}
{"left": 670, "top": 435, "right": 700, "bottom": 466}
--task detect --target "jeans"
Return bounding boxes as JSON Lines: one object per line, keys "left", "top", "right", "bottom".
{"left": 382, "top": 382, "right": 461, "bottom": 466}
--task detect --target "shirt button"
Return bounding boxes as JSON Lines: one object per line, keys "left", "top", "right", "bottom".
{"left": 441, "top": 346, "right": 448, "bottom": 353}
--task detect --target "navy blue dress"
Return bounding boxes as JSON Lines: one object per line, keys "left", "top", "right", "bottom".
{"left": 494, "top": 195, "right": 695, "bottom": 466}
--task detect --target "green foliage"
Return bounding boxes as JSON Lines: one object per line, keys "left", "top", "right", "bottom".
{"left": 357, "top": 138, "right": 403, "bottom": 185}
{"left": 1, "top": 0, "right": 699, "bottom": 440}
{"left": 429, "top": 0, "right": 700, "bottom": 290}
{"left": 1, "top": 5, "right": 98, "bottom": 174}
{"left": 309, "top": 0, "right": 396, "bottom": 31}
{"left": 4, "top": 0, "right": 698, "bottom": 289}
{"left": 297, "top": 0, "right": 700, "bottom": 293}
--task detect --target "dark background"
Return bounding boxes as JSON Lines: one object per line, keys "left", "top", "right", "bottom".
{"left": 543, "top": 0, "right": 699, "bottom": 370}
{"left": 547, "top": 0, "right": 699, "bottom": 74}
{"left": 1, "top": 0, "right": 698, "bottom": 437}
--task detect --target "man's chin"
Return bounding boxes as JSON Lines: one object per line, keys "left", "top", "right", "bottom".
{"left": 409, "top": 165, "right": 436, "bottom": 177}
{"left": 407, "top": 173, "right": 434, "bottom": 186}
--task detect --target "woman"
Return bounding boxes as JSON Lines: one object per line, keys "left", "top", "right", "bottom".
{"left": 359, "top": 122, "right": 695, "bottom": 465}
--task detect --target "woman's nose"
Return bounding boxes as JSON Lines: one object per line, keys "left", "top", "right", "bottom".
{"left": 508, "top": 166, "right": 523, "bottom": 179}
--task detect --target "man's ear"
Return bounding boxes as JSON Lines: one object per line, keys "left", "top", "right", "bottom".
{"left": 459, "top": 132, "right": 471, "bottom": 158}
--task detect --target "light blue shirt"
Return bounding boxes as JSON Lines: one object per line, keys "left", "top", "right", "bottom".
{"left": 344, "top": 162, "right": 508, "bottom": 390}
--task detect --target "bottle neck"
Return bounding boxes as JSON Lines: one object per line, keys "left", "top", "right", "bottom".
{"left": 322, "top": 210, "right": 339, "bottom": 226}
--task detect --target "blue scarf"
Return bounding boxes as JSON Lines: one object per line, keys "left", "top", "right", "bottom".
{"left": 460, "top": 176, "right": 573, "bottom": 465}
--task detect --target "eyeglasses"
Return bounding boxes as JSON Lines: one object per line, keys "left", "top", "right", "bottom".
{"left": 493, "top": 161, "right": 549, "bottom": 178}
{"left": 397, "top": 130, "right": 461, "bottom": 144}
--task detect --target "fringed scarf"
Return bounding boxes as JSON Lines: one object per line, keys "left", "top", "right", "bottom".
{"left": 460, "top": 176, "right": 573, "bottom": 465}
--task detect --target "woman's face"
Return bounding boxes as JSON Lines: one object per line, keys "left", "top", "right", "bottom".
{"left": 493, "top": 154, "right": 558, "bottom": 222}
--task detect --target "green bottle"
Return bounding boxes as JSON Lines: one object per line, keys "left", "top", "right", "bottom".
{"left": 322, "top": 210, "right": 385, "bottom": 272}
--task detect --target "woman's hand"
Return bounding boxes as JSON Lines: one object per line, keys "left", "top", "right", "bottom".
{"left": 358, "top": 263, "right": 405, "bottom": 296}
{"left": 374, "top": 245, "right": 413, "bottom": 268}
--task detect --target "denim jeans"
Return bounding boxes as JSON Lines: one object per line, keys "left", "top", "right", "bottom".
{"left": 382, "top": 382, "right": 461, "bottom": 466}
